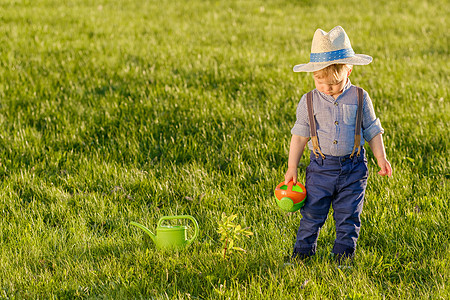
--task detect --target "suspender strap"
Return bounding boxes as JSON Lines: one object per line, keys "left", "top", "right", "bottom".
{"left": 306, "top": 91, "right": 325, "bottom": 159}
{"left": 350, "top": 87, "right": 364, "bottom": 158}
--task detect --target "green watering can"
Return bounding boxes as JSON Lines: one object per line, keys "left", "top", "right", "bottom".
{"left": 131, "top": 215, "right": 199, "bottom": 249}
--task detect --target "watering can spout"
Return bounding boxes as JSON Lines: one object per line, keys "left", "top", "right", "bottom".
{"left": 130, "top": 221, "right": 157, "bottom": 243}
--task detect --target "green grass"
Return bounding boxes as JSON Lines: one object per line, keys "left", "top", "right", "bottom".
{"left": 0, "top": 0, "right": 449, "bottom": 298}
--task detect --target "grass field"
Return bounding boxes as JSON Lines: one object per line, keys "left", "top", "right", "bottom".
{"left": 0, "top": 0, "right": 449, "bottom": 298}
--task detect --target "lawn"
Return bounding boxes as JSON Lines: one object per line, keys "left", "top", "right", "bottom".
{"left": 0, "top": 0, "right": 448, "bottom": 298}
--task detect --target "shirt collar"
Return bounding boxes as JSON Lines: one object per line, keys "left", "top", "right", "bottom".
{"left": 340, "top": 78, "right": 352, "bottom": 97}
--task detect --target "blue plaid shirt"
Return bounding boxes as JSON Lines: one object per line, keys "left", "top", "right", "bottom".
{"left": 291, "top": 79, "right": 384, "bottom": 157}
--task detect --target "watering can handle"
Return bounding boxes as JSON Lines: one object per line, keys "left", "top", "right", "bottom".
{"left": 157, "top": 215, "right": 199, "bottom": 245}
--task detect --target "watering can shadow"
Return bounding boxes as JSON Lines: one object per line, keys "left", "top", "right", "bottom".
{"left": 131, "top": 215, "right": 199, "bottom": 250}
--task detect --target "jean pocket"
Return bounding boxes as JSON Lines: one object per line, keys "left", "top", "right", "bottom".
{"left": 343, "top": 104, "right": 357, "bottom": 125}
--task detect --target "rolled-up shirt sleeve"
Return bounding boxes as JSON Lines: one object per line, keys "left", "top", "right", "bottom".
{"left": 362, "top": 92, "right": 384, "bottom": 142}
{"left": 291, "top": 95, "right": 310, "bottom": 137}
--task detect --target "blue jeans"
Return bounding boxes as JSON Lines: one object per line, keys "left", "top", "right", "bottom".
{"left": 293, "top": 148, "right": 368, "bottom": 257}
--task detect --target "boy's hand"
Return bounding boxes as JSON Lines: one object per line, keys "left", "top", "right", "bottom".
{"left": 377, "top": 157, "right": 392, "bottom": 177}
{"left": 284, "top": 167, "right": 298, "bottom": 184}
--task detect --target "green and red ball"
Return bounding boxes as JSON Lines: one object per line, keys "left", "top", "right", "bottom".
{"left": 274, "top": 181, "right": 307, "bottom": 212}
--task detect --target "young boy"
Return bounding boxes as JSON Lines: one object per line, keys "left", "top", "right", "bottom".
{"left": 285, "top": 26, "right": 392, "bottom": 261}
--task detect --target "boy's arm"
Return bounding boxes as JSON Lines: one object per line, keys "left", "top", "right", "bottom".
{"left": 368, "top": 133, "right": 392, "bottom": 177}
{"left": 284, "top": 135, "right": 309, "bottom": 184}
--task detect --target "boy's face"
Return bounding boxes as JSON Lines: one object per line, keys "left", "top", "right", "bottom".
{"left": 313, "top": 69, "right": 351, "bottom": 99}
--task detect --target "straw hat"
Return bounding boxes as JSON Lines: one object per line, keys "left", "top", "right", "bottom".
{"left": 293, "top": 26, "right": 372, "bottom": 72}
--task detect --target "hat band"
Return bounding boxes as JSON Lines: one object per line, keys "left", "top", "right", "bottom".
{"left": 310, "top": 48, "right": 355, "bottom": 63}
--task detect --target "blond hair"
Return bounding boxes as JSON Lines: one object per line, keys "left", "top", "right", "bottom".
{"left": 313, "top": 64, "right": 353, "bottom": 81}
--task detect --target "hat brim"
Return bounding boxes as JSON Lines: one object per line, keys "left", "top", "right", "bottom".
{"left": 293, "top": 54, "right": 373, "bottom": 72}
